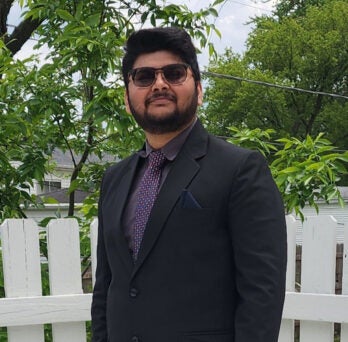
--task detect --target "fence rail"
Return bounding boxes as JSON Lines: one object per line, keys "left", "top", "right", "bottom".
{"left": 0, "top": 215, "right": 347, "bottom": 341}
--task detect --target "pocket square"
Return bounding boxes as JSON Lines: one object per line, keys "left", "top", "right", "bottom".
{"left": 180, "top": 189, "right": 202, "bottom": 209}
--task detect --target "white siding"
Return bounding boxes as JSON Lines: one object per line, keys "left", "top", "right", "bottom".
{"left": 295, "top": 202, "right": 348, "bottom": 245}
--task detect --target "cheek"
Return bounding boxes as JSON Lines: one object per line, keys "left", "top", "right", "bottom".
{"left": 127, "top": 90, "right": 147, "bottom": 111}
{"left": 177, "top": 90, "right": 198, "bottom": 107}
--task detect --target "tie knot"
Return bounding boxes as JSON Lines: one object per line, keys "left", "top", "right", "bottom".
{"left": 148, "top": 150, "right": 166, "bottom": 170}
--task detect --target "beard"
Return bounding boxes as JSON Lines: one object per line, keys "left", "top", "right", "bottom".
{"left": 127, "top": 89, "right": 199, "bottom": 134}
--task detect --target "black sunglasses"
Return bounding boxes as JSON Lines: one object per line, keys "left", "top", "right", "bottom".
{"left": 128, "top": 63, "right": 190, "bottom": 87}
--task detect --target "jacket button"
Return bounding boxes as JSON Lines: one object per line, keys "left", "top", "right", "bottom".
{"left": 131, "top": 336, "right": 140, "bottom": 342}
{"left": 129, "top": 288, "right": 139, "bottom": 298}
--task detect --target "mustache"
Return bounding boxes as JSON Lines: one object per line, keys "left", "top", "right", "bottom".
{"left": 145, "top": 92, "right": 177, "bottom": 105}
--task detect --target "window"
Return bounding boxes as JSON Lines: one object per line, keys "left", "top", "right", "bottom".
{"left": 39, "top": 180, "right": 62, "bottom": 194}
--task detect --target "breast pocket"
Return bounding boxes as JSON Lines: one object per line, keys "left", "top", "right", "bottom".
{"left": 170, "top": 207, "right": 214, "bottom": 231}
{"left": 166, "top": 207, "right": 218, "bottom": 252}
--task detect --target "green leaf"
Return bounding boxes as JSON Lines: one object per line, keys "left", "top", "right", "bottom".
{"left": 279, "top": 166, "right": 300, "bottom": 174}
{"left": 337, "top": 154, "right": 348, "bottom": 162}
{"left": 212, "top": 0, "right": 225, "bottom": 5}
{"left": 75, "top": 2, "right": 84, "bottom": 20}
{"left": 141, "top": 11, "right": 149, "bottom": 23}
{"left": 306, "top": 162, "right": 324, "bottom": 171}
{"left": 38, "top": 217, "right": 56, "bottom": 228}
{"left": 338, "top": 194, "right": 345, "bottom": 208}
{"left": 43, "top": 196, "right": 59, "bottom": 204}
{"left": 303, "top": 176, "right": 313, "bottom": 186}
{"left": 85, "top": 13, "right": 101, "bottom": 27}
{"left": 56, "top": 9, "right": 75, "bottom": 22}
{"left": 150, "top": 14, "right": 156, "bottom": 26}
{"left": 208, "top": 8, "right": 218, "bottom": 17}
{"left": 69, "top": 179, "right": 80, "bottom": 193}
{"left": 208, "top": 42, "right": 216, "bottom": 58}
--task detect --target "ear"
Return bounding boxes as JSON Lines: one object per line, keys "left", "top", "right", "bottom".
{"left": 124, "top": 90, "right": 131, "bottom": 114}
{"left": 196, "top": 82, "right": 203, "bottom": 106}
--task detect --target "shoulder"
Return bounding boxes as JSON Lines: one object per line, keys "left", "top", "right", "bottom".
{"left": 185, "top": 120, "right": 260, "bottom": 164}
{"left": 208, "top": 133, "right": 262, "bottom": 162}
{"left": 187, "top": 121, "right": 267, "bottom": 171}
{"left": 204, "top": 134, "right": 273, "bottom": 184}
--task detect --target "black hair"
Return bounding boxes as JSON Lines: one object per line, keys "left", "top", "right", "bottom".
{"left": 122, "top": 27, "right": 201, "bottom": 88}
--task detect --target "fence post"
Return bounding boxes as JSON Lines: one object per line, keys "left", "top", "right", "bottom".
{"left": 278, "top": 215, "right": 297, "bottom": 342}
{"left": 341, "top": 217, "right": 348, "bottom": 342}
{"left": 0, "top": 219, "right": 44, "bottom": 342}
{"left": 90, "top": 218, "right": 98, "bottom": 288}
{"left": 47, "top": 218, "right": 86, "bottom": 342}
{"left": 300, "top": 215, "right": 336, "bottom": 342}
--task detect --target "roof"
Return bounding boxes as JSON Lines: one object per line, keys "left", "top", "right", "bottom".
{"left": 52, "top": 149, "right": 117, "bottom": 169}
{"left": 38, "top": 189, "right": 90, "bottom": 204}
{"left": 338, "top": 186, "right": 348, "bottom": 199}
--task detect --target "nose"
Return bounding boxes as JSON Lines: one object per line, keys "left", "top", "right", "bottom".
{"left": 151, "top": 71, "right": 169, "bottom": 90}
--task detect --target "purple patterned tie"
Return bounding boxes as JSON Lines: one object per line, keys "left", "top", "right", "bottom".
{"left": 133, "top": 150, "right": 167, "bottom": 262}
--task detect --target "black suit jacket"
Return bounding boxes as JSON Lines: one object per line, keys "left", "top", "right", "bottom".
{"left": 91, "top": 121, "right": 287, "bottom": 342}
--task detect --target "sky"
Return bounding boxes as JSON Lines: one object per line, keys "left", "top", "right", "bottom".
{"left": 188, "top": 0, "right": 276, "bottom": 67}
{"left": 8, "top": 0, "right": 277, "bottom": 68}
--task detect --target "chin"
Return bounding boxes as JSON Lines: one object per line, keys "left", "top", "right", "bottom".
{"left": 147, "top": 111, "right": 175, "bottom": 121}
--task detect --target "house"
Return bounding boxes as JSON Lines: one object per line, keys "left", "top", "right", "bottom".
{"left": 24, "top": 149, "right": 117, "bottom": 222}
{"left": 294, "top": 186, "right": 348, "bottom": 245}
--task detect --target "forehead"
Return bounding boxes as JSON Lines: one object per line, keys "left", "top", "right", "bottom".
{"left": 132, "top": 50, "right": 184, "bottom": 69}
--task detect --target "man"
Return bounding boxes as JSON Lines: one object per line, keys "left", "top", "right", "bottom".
{"left": 91, "top": 27, "right": 287, "bottom": 342}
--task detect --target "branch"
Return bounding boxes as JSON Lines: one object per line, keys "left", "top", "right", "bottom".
{"left": 5, "top": 16, "right": 43, "bottom": 56}
{"left": 55, "top": 115, "right": 78, "bottom": 168}
{"left": 68, "top": 118, "right": 95, "bottom": 216}
{"left": 307, "top": 93, "right": 323, "bottom": 135}
{"left": 0, "top": 0, "right": 14, "bottom": 35}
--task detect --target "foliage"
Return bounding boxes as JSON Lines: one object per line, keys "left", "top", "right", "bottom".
{"left": 227, "top": 127, "right": 348, "bottom": 220}
{"left": 273, "top": 0, "right": 328, "bottom": 18}
{"left": 202, "top": 49, "right": 294, "bottom": 139}
{"left": 0, "top": 0, "right": 223, "bottom": 222}
{"left": 203, "top": 0, "right": 348, "bottom": 151}
{"left": 0, "top": 46, "right": 49, "bottom": 221}
{"left": 274, "top": 134, "right": 348, "bottom": 220}
{"left": 227, "top": 127, "right": 277, "bottom": 157}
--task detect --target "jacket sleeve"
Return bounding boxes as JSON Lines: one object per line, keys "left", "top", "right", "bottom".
{"left": 228, "top": 151, "right": 287, "bottom": 342}
{"left": 91, "top": 176, "right": 112, "bottom": 342}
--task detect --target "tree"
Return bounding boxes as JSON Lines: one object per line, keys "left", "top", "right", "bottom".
{"left": 0, "top": 41, "right": 48, "bottom": 220}
{"left": 203, "top": 0, "right": 348, "bottom": 149}
{"left": 273, "top": 0, "right": 328, "bottom": 18}
{"left": 0, "top": 0, "right": 42, "bottom": 56}
{"left": 202, "top": 49, "right": 290, "bottom": 137}
{"left": 0, "top": 0, "right": 223, "bottom": 221}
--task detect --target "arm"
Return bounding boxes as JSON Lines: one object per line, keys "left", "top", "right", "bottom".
{"left": 229, "top": 151, "right": 287, "bottom": 342}
{"left": 91, "top": 178, "right": 112, "bottom": 342}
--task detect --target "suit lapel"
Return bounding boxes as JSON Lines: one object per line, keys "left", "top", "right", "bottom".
{"left": 112, "top": 155, "right": 139, "bottom": 273}
{"left": 131, "top": 120, "right": 208, "bottom": 278}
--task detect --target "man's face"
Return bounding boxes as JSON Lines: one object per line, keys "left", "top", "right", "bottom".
{"left": 124, "top": 50, "right": 203, "bottom": 135}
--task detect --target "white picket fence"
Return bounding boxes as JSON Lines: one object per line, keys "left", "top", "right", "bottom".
{"left": 0, "top": 215, "right": 347, "bottom": 341}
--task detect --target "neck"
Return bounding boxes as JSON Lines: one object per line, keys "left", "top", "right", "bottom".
{"left": 145, "top": 117, "right": 196, "bottom": 150}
